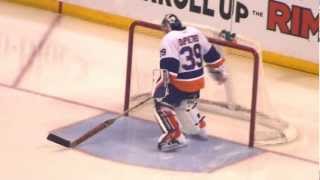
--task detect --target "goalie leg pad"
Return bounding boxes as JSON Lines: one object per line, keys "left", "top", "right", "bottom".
{"left": 175, "top": 99, "right": 207, "bottom": 136}
{"left": 154, "top": 103, "right": 180, "bottom": 135}
{"left": 154, "top": 102, "right": 187, "bottom": 151}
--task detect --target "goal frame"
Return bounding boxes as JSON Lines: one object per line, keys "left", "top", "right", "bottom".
{"left": 124, "top": 20, "right": 260, "bottom": 148}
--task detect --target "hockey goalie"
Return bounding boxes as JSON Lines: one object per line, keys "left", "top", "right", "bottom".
{"left": 153, "top": 14, "right": 227, "bottom": 152}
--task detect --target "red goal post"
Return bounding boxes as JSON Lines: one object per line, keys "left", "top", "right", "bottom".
{"left": 124, "top": 20, "right": 260, "bottom": 148}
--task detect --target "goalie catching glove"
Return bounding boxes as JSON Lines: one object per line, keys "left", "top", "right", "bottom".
{"left": 207, "top": 65, "right": 228, "bottom": 84}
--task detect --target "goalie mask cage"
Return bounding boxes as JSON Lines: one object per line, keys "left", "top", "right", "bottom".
{"left": 124, "top": 20, "right": 297, "bottom": 148}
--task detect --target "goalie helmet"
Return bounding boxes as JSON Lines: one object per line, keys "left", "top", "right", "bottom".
{"left": 161, "top": 14, "right": 185, "bottom": 33}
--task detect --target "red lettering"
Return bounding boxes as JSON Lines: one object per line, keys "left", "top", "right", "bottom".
{"left": 291, "top": 6, "right": 301, "bottom": 36}
{"left": 301, "top": 8, "right": 319, "bottom": 39}
{"left": 267, "top": 0, "right": 319, "bottom": 39}
{"left": 267, "top": 0, "right": 291, "bottom": 34}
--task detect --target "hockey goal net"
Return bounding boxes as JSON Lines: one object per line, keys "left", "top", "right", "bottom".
{"left": 124, "top": 20, "right": 297, "bottom": 147}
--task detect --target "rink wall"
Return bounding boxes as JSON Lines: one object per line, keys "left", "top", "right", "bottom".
{"left": 7, "top": 0, "right": 319, "bottom": 74}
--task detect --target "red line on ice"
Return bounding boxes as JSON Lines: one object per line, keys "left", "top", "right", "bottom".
{"left": 12, "top": 15, "right": 62, "bottom": 87}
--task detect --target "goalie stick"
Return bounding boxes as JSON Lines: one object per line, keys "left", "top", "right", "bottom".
{"left": 47, "top": 96, "right": 153, "bottom": 148}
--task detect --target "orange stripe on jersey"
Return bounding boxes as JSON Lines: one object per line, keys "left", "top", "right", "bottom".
{"left": 206, "top": 58, "right": 225, "bottom": 68}
{"left": 170, "top": 75, "right": 204, "bottom": 93}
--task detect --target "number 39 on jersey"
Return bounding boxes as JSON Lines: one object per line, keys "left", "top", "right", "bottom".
{"left": 159, "top": 26, "right": 224, "bottom": 92}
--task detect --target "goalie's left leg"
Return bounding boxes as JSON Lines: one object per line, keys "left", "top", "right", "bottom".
{"left": 175, "top": 99, "right": 208, "bottom": 140}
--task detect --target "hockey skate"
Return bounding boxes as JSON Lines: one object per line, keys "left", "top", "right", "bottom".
{"left": 190, "top": 128, "right": 208, "bottom": 140}
{"left": 158, "top": 133, "right": 188, "bottom": 152}
{"left": 190, "top": 119, "right": 209, "bottom": 140}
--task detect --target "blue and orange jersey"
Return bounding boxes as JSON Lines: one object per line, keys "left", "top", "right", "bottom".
{"left": 160, "top": 27, "right": 224, "bottom": 93}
